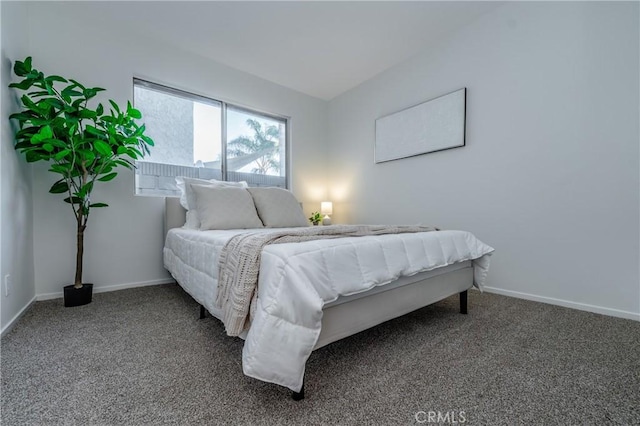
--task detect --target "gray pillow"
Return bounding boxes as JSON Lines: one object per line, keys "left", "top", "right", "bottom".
{"left": 191, "top": 185, "right": 263, "bottom": 230}
{"left": 247, "top": 187, "right": 308, "bottom": 228}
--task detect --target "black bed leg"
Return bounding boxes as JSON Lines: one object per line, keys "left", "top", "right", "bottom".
{"left": 460, "top": 290, "right": 468, "bottom": 315}
{"left": 199, "top": 305, "right": 206, "bottom": 319}
{"left": 292, "top": 382, "right": 305, "bottom": 401}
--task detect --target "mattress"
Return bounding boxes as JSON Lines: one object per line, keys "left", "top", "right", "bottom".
{"left": 164, "top": 227, "right": 477, "bottom": 319}
{"left": 164, "top": 227, "right": 235, "bottom": 319}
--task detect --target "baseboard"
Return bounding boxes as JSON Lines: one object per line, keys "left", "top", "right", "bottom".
{"left": 36, "top": 278, "right": 175, "bottom": 301}
{"left": 483, "top": 286, "right": 640, "bottom": 321}
{"left": 1, "top": 295, "right": 37, "bottom": 338}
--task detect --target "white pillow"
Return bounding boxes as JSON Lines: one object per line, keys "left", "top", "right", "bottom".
{"left": 247, "top": 187, "right": 308, "bottom": 228}
{"left": 190, "top": 184, "right": 263, "bottom": 230}
{"left": 175, "top": 176, "right": 248, "bottom": 209}
{"left": 175, "top": 177, "right": 248, "bottom": 229}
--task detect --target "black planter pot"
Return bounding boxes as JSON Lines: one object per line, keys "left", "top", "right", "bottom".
{"left": 63, "top": 283, "right": 93, "bottom": 307}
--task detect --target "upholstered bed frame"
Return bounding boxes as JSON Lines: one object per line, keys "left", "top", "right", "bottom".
{"left": 164, "top": 197, "right": 472, "bottom": 400}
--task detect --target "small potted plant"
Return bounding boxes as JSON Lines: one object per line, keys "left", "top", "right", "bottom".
{"left": 8, "top": 57, "right": 154, "bottom": 307}
{"left": 308, "top": 212, "right": 322, "bottom": 226}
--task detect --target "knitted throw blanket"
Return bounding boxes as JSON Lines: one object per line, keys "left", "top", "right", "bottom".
{"left": 215, "top": 224, "right": 437, "bottom": 336}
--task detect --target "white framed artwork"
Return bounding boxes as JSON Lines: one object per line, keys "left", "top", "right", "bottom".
{"left": 375, "top": 88, "right": 466, "bottom": 163}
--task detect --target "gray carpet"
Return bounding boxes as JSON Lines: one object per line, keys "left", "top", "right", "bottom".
{"left": 1, "top": 285, "right": 639, "bottom": 425}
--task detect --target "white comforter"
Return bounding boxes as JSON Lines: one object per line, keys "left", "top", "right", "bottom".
{"left": 165, "top": 228, "right": 494, "bottom": 392}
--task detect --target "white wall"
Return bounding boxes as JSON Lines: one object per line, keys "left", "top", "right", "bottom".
{"left": 27, "top": 3, "right": 328, "bottom": 297}
{"left": 1, "top": 1, "right": 36, "bottom": 332}
{"left": 327, "top": 2, "right": 640, "bottom": 319}
{"left": 7, "top": 2, "right": 638, "bottom": 321}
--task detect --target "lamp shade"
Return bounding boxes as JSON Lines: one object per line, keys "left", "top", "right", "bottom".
{"left": 321, "top": 201, "right": 333, "bottom": 216}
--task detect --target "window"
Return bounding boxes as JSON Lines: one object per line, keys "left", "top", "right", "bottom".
{"left": 133, "top": 79, "right": 288, "bottom": 196}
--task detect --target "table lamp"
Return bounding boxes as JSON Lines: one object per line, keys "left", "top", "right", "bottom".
{"left": 321, "top": 201, "right": 333, "bottom": 226}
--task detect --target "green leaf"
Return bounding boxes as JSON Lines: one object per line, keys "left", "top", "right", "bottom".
{"left": 43, "top": 98, "right": 65, "bottom": 109}
{"left": 66, "top": 123, "right": 77, "bottom": 137}
{"left": 85, "top": 125, "right": 103, "bottom": 137}
{"left": 45, "top": 75, "right": 68, "bottom": 84}
{"left": 69, "top": 79, "right": 86, "bottom": 90}
{"left": 63, "top": 196, "right": 83, "bottom": 204}
{"left": 78, "top": 181, "right": 93, "bottom": 198}
{"left": 21, "top": 95, "right": 43, "bottom": 114}
{"left": 83, "top": 88, "right": 97, "bottom": 99}
{"left": 44, "top": 82, "right": 55, "bottom": 96}
{"left": 53, "top": 149, "right": 71, "bottom": 161}
{"left": 41, "top": 125, "right": 54, "bottom": 139}
{"left": 89, "top": 202, "right": 108, "bottom": 208}
{"left": 100, "top": 165, "right": 113, "bottom": 174}
{"left": 13, "top": 59, "right": 28, "bottom": 77}
{"left": 108, "top": 100, "right": 120, "bottom": 114}
{"left": 25, "top": 151, "right": 42, "bottom": 162}
{"left": 115, "top": 159, "right": 134, "bottom": 169}
{"left": 47, "top": 139, "right": 67, "bottom": 149}
{"left": 29, "top": 117, "right": 51, "bottom": 126}
{"left": 97, "top": 172, "right": 117, "bottom": 182}
{"left": 42, "top": 143, "right": 54, "bottom": 152}
{"left": 31, "top": 125, "right": 53, "bottom": 143}
{"left": 78, "top": 150, "right": 96, "bottom": 164}
{"left": 9, "top": 111, "right": 37, "bottom": 122}
{"left": 15, "top": 141, "right": 32, "bottom": 150}
{"left": 128, "top": 108, "right": 141, "bottom": 119}
{"left": 49, "top": 180, "right": 69, "bottom": 194}
{"left": 127, "top": 147, "right": 143, "bottom": 158}
{"left": 24, "top": 57, "right": 32, "bottom": 73}
{"left": 27, "top": 90, "right": 52, "bottom": 98}
{"left": 9, "top": 80, "right": 34, "bottom": 90}
{"left": 50, "top": 163, "right": 71, "bottom": 174}
{"left": 94, "top": 140, "right": 111, "bottom": 156}
{"left": 78, "top": 109, "right": 97, "bottom": 119}
{"left": 131, "top": 123, "right": 144, "bottom": 137}
{"left": 61, "top": 86, "right": 83, "bottom": 98}
{"left": 96, "top": 103, "right": 104, "bottom": 116}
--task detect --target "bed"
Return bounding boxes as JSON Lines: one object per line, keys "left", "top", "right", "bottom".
{"left": 163, "top": 189, "right": 493, "bottom": 400}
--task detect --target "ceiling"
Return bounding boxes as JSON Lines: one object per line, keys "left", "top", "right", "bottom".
{"left": 68, "top": 1, "right": 502, "bottom": 100}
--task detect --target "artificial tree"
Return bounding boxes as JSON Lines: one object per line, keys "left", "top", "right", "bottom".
{"left": 8, "top": 57, "right": 154, "bottom": 304}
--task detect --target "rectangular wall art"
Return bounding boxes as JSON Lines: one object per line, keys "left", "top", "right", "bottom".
{"left": 375, "top": 88, "right": 466, "bottom": 163}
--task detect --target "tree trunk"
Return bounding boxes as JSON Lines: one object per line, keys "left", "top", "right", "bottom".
{"left": 74, "top": 215, "right": 86, "bottom": 289}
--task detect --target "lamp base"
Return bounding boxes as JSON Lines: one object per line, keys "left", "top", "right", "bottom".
{"left": 322, "top": 215, "right": 331, "bottom": 226}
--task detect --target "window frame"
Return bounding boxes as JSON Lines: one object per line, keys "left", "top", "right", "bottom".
{"left": 132, "top": 78, "right": 291, "bottom": 190}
